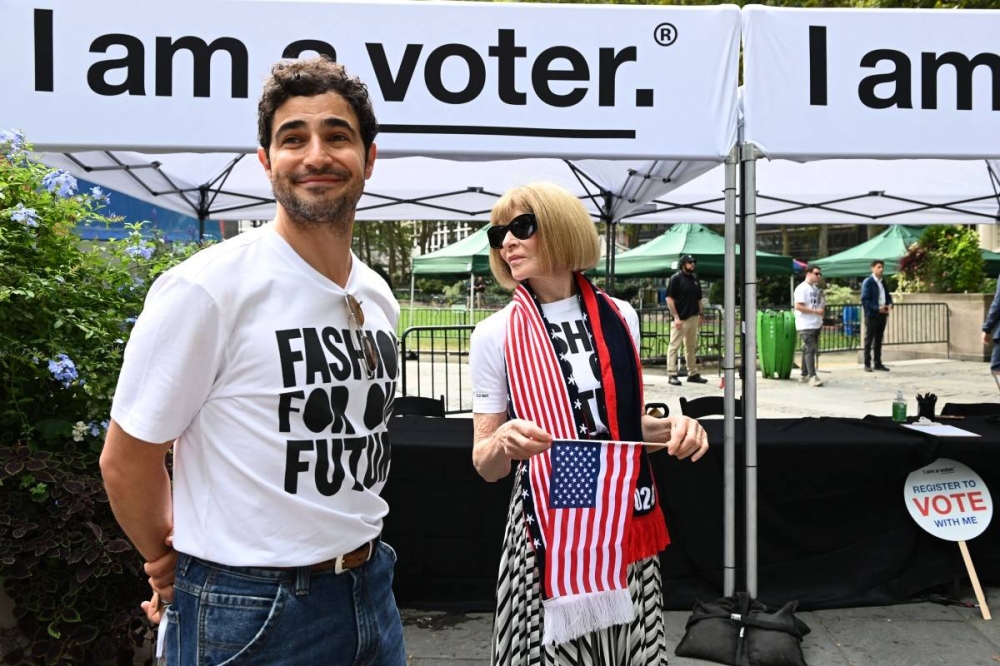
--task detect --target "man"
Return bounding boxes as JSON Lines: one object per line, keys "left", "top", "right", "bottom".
{"left": 666, "top": 254, "right": 708, "bottom": 386}
{"left": 982, "top": 276, "right": 1000, "bottom": 394}
{"left": 100, "top": 57, "right": 405, "bottom": 664}
{"left": 860, "top": 259, "right": 893, "bottom": 372}
{"left": 793, "top": 265, "right": 825, "bottom": 387}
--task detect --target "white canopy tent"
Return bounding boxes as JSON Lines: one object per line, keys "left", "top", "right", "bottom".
{"left": 1, "top": 0, "right": 746, "bottom": 595}
{"left": 736, "top": 5, "right": 1000, "bottom": 603}
{"left": 2, "top": 0, "right": 740, "bottom": 233}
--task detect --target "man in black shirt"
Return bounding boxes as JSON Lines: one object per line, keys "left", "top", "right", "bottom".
{"left": 666, "top": 255, "right": 708, "bottom": 386}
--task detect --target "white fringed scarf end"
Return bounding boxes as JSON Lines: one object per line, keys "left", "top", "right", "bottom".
{"left": 541, "top": 589, "right": 635, "bottom": 645}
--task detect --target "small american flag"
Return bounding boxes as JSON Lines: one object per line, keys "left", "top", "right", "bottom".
{"left": 551, "top": 441, "right": 601, "bottom": 509}
{"left": 537, "top": 439, "right": 640, "bottom": 598}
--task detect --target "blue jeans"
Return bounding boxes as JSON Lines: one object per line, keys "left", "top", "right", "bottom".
{"left": 162, "top": 542, "right": 405, "bottom": 665}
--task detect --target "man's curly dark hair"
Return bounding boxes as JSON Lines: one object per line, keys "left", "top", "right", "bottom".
{"left": 257, "top": 56, "right": 379, "bottom": 157}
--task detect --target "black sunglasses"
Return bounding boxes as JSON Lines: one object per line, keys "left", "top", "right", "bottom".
{"left": 487, "top": 213, "right": 537, "bottom": 249}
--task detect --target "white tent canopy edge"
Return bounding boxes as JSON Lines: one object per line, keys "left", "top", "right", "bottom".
{"left": 629, "top": 156, "right": 1000, "bottom": 226}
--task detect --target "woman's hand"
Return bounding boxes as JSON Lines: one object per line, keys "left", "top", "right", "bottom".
{"left": 473, "top": 413, "right": 553, "bottom": 482}
{"left": 493, "top": 418, "right": 553, "bottom": 460}
{"left": 643, "top": 415, "right": 709, "bottom": 462}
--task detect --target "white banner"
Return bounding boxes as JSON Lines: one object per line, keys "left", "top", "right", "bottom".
{"left": 743, "top": 6, "right": 1000, "bottom": 160}
{"left": 0, "top": 0, "right": 740, "bottom": 160}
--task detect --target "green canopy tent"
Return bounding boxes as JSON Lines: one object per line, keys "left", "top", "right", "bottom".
{"left": 593, "top": 223, "right": 794, "bottom": 278}
{"left": 408, "top": 226, "right": 491, "bottom": 325}
{"left": 811, "top": 225, "right": 920, "bottom": 278}
{"left": 813, "top": 225, "right": 1000, "bottom": 278}
{"left": 411, "top": 226, "right": 492, "bottom": 278}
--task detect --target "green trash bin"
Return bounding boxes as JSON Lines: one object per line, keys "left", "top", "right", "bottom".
{"left": 757, "top": 310, "right": 796, "bottom": 379}
{"left": 775, "top": 310, "right": 796, "bottom": 379}
{"left": 756, "top": 311, "right": 776, "bottom": 379}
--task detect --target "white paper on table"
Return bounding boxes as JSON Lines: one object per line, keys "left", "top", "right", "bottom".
{"left": 902, "top": 423, "right": 981, "bottom": 437}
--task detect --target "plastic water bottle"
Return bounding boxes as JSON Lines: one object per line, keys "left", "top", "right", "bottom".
{"left": 892, "top": 391, "right": 907, "bottom": 423}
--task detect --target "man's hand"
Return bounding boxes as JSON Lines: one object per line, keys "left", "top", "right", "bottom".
{"left": 140, "top": 533, "right": 176, "bottom": 625}
{"left": 144, "top": 534, "right": 176, "bottom": 602}
{"left": 141, "top": 591, "right": 167, "bottom": 626}
{"left": 984, "top": 331, "right": 992, "bottom": 345}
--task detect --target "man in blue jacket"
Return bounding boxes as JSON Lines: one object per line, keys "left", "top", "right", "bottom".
{"left": 982, "top": 277, "right": 1000, "bottom": 392}
{"left": 860, "top": 260, "right": 893, "bottom": 372}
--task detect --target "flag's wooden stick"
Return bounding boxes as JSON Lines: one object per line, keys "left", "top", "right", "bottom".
{"left": 555, "top": 438, "right": 700, "bottom": 452}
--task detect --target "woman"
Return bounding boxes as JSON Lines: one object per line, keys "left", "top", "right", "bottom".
{"left": 470, "top": 182, "right": 709, "bottom": 665}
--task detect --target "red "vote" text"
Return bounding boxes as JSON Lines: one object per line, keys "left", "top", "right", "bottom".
{"left": 911, "top": 492, "right": 987, "bottom": 517}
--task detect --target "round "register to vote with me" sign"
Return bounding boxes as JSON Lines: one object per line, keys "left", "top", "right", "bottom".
{"left": 904, "top": 458, "right": 993, "bottom": 541}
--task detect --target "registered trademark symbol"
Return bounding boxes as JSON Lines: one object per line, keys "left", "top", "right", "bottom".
{"left": 654, "top": 23, "right": 677, "bottom": 47}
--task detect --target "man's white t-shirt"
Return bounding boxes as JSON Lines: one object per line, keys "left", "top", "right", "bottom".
{"left": 470, "top": 295, "right": 640, "bottom": 436}
{"left": 793, "top": 281, "right": 824, "bottom": 331}
{"left": 111, "top": 224, "right": 399, "bottom": 567}
{"left": 874, "top": 275, "right": 887, "bottom": 307}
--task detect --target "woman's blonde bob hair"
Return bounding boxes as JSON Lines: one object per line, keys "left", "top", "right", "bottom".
{"left": 488, "top": 182, "right": 601, "bottom": 290}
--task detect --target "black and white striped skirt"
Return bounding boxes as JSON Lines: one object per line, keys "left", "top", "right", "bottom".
{"left": 490, "top": 484, "right": 669, "bottom": 666}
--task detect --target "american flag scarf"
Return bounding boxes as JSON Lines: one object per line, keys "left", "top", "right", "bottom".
{"left": 505, "top": 273, "right": 669, "bottom": 645}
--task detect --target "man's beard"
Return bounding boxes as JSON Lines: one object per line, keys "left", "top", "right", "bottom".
{"left": 271, "top": 168, "right": 362, "bottom": 229}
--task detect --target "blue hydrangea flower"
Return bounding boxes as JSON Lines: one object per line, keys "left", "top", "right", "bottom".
{"left": 41, "top": 171, "right": 78, "bottom": 198}
{"left": 101, "top": 420, "right": 110, "bottom": 432}
{"left": 90, "top": 186, "right": 111, "bottom": 204}
{"left": 125, "top": 244, "right": 154, "bottom": 260}
{"left": 10, "top": 203, "right": 39, "bottom": 228}
{"left": 47, "top": 353, "right": 78, "bottom": 387}
{"left": 125, "top": 316, "right": 137, "bottom": 326}
{"left": 0, "top": 129, "right": 25, "bottom": 158}
{"left": 88, "top": 422, "right": 101, "bottom": 437}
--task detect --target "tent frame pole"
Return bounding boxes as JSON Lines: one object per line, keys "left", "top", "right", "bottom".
{"left": 741, "top": 142, "right": 760, "bottom": 599}
{"left": 602, "top": 191, "right": 617, "bottom": 296}
{"left": 197, "top": 184, "right": 209, "bottom": 241}
{"left": 722, "top": 147, "right": 738, "bottom": 597}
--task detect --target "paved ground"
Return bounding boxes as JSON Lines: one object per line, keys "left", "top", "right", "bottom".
{"left": 404, "top": 355, "right": 1000, "bottom": 665}
{"left": 641, "top": 351, "right": 999, "bottom": 420}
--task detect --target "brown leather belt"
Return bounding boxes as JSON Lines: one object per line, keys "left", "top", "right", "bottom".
{"left": 283, "top": 536, "right": 380, "bottom": 575}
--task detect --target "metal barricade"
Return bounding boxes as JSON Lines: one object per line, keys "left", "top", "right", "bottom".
{"left": 399, "top": 325, "right": 476, "bottom": 415}
{"left": 818, "top": 303, "right": 950, "bottom": 355}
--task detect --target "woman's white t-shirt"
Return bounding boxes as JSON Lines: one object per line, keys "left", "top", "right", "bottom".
{"left": 470, "top": 294, "right": 640, "bottom": 436}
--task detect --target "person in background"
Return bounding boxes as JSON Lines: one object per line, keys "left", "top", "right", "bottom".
{"left": 793, "top": 264, "right": 826, "bottom": 387}
{"left": 666, "top": 254, "right": 708, "bottom": 386}
{"left": 475, "top": 274, "right": 487, "bottom": 309}
{"left": 469, "top": 181, "right": 709, "bottom": 665}
{"left": 982, "top": 276, "right": 1000, "bottom": 394}
{"left": 860, "top": 259, "right": 893, "bottom": 372}
{"left": 100, "top": 57, "right": 405, "bottom": 665}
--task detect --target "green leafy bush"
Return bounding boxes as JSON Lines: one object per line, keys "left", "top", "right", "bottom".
{"left": 0, "top": 131, "right": 202, "bottom": 664}
{"left": 897, "top": 225, "right": 985, "bottom": 293}
{"left": 823, "top": 284, "right": 857, "bottom": 306}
